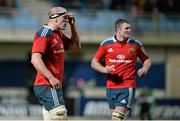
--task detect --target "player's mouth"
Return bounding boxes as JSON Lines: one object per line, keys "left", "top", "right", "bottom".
{"left": 126, "top": 32, "right": 131, "bottom": 35}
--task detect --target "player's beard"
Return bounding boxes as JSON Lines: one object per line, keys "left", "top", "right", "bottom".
{"left": 62, "top": 22, "right": 68, "bottom": 30}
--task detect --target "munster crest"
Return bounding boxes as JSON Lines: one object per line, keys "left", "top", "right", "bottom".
{"left": 129, "top": 48, "right": 135, "bottom": 55}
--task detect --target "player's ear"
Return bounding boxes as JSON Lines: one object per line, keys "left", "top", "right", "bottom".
{"left": 117, "top": 28, "right": 122, "bottom": 34}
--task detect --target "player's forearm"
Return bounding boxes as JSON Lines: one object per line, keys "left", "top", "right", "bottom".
{"left": 31, "top": 53, "right": 54, "bottom": 80}
{"left": 70, "top": 24, "right": 81, "bottom": 49}
{"left": 91, "top": 58, "right": 106, "bottom": 74}
{"left": 142, "top": 58, "right": 151, "bottom": 72}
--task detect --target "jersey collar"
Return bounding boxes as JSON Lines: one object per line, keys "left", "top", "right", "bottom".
{"left": 114, "top": 35, "right": 131, "bottom": 43}
{"left": 112, "top": 36, "right": 117, "bottom": 42}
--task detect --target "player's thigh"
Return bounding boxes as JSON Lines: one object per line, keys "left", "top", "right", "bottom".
{"left": 106, "top": 88, "right": 117, "bottom": 109}
{"left": 115, "top": 88, "right": 135, "bottom": 109}
{"left": 106, "top": 88, "right": 135, "bottom": 109}
{"left": 34, "top": 85, "right": 65, "bottom": 110}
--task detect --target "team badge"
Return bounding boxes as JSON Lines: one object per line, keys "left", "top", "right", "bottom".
{"left": 129, "top": 48, "right": 135, "bottom": 55}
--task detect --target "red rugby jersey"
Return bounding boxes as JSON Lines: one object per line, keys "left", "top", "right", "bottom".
{"left": 94, "top": 36, "right": 149, "bottom": 88}
{"left": 32, "top": 25, "right": 72, "bottom": 86}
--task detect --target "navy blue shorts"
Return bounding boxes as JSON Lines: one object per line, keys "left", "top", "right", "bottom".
{"left": 34, "top": 85, "right": 65, "bottom": 111}
{"left": 106, "top": 88, "right": 135, "bottom": 109}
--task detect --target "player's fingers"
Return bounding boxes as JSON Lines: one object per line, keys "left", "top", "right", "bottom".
{"left": 138, "top": 70, "right": 145, "bottom": 77}
{"left": 58, "top": 83, "right": 62, "bottom": 89}
{"left": 111, "top": 65, "right": 115, "bottom": 71}
{"left": 107, "top": 68, "right": 112, "bottom": 73}
{"left": 53, "top": 85, "right": 61, "bottom": 90}
{"left": 71, "top": 18, "right": 75, "bottom": 24}
{"left": 137, "top": 70, "right": 142, "bottom": 76}
{"left": 59, "top": 83, "right": 62, "bottom": 89}
{"left": 68, "top": 12, "right": 74, "bottom": 16}
{"left": 138, "top": 72, "right": 142, "bottom": 77}
{"left": 107, "top": 65, "right": 114, "bottom": 72}
{"left": 110, "top": 65, "right": 114, "bottom": 68}
{"left": 55, "top": 84, "right": 61, "bottom": 89}
{"left": 69, "top": 15, "right": 75, "bottom": 18}
{"left": 137, "top": 70, "right": 140, "bottom": 75}
{"left": 52, "top": 85, "right": 56, "bottom": 89}
{"left": 55, "top": 84, "right": 59, "bottom": 89}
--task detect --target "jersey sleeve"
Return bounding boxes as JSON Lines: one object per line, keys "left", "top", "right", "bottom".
{"left": 93, "top": 45, "right": 106, "bottom": 62}
{"left": 137, "top": 45, "right": 149, "bottom": 62}
{"left": 61, "top": 32, "right": 72, "bottom": 51}
{"left": 32, "top": 35, "right": 50, "bottom": 54}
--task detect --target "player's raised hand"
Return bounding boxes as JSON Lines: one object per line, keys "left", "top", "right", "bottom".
{"left": 67, "top": 12, "right": 75, "bottom": 25}
{"left": 49, "top": 76, "right": 62, "bottom": 89}
{"left": 137, "top": 68, "right": 147, "bottom": 77}
{"left": 104, "top": 65, "right": 115, "bottom": 74}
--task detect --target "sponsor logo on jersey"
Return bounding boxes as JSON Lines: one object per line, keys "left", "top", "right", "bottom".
{"left": 53, "top": 42, "right": 64, "bottom": 54}
{"left": 109, "top": 54, "right": 132, "bottom": 63}
{"left": 109, "top": 59, "right": 132, "bottom": 63}
{"left": 117, "top": 54, "right": 125, "bottom": 59}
